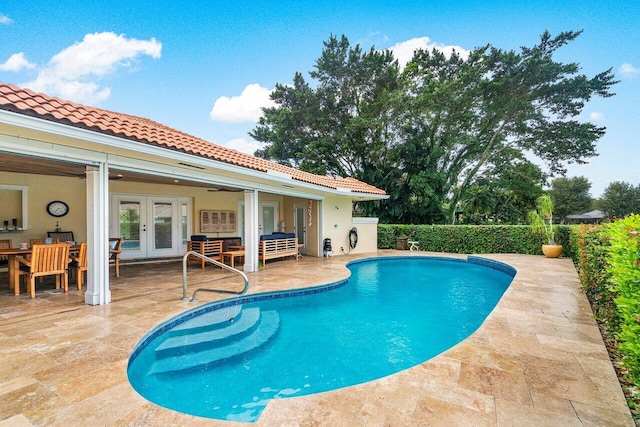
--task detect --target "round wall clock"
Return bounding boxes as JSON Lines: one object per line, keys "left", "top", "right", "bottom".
{"left": 47, "top": 200, "right": 69, "bottom": 217}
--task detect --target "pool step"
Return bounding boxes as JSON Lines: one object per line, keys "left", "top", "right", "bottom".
{"left": 150, "top": 310, "right": 280, "bottom": 375}
{"left": 155, "top": 307, "right": 261, "bottom": 357}
{"left": 169, "top": 305, "right": 243, "bottom": 335}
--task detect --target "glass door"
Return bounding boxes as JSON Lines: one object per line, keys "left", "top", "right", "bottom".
{"left": 114, "top": 196, "right": 146, "bottom": 259}
{"left": 294, "top": 204, "right": 306, "bottom": 254}
{"left": 149, "top": 198, "right": 175, "bottom": 257}
{"left": 112, "top": 194, "right": 190, "bottom": 259}
{"left": 260, "top": 205, "right": 276, "bottom": 236}
{"left": 238, "top": 201, "right": 279, "bottom": 240}
{"left": 238, "top": 203, "right": 245, "bottom": 243}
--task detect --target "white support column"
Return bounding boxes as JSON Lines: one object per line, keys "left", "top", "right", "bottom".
{"left": 317, "top": 199, "right": 324, "bottom": 257}
{"left": 84, "top": 164, "right": 111, "bottom": 305}
{"left": 243, "top": 189, "right": 259, "bottom": 273}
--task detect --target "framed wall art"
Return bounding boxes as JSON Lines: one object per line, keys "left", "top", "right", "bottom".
{"left": 200, "top": 210, "right": 236, "bottom": 233}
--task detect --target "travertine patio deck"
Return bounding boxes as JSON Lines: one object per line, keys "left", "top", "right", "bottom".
{"left": 0, "top": 252, "right": 633, "bottom": 426}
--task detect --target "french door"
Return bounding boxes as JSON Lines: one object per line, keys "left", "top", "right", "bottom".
{"left": 111, "top": 194, "right": 191, "bottom": 259}
{"left": 259, "top": 203, "right": 277, "bottom": 236}
{"left": 238, "top": 201, "right": 279, "bottom": 242}
{"left": 294, "top": 204, "right": 307, "bottom": 254}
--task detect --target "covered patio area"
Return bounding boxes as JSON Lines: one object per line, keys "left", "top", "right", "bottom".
{"left": 0, "top": 81, "right": 387, "bottom": 307}
{"left": 0, "top": 252, "right": 632, "bottom": 426}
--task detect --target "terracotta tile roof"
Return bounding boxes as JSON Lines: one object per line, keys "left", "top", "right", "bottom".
{"left": 0, "top": 82, "right": 386, "bottom": 196}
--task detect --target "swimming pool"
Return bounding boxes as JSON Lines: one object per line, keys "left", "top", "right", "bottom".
{"left": 127, "top": 256, "right": 515, "bottom": 422}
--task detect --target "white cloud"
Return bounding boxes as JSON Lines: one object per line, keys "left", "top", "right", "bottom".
{"left": 387, "top": 37, "right": 470, "bottom": 66}
{"left": 0, "top": 14, "right": 12, "bottom": 25}
{"left": 22, "top": 32, "right": 161, "bottom": 104}
{"left": 620, "top": 63, "right": 639, "bottom": 77}
{"left": 221, "top": 137, "right": 263, "bottom": 155}
{"left": 210, "top": 83, "right": 276, "bottom": 123}
{"left": 590, "top": 112, "right": 604, "bottom": 121}
{"left": 0, "top": 52, "right": 35, "bottom": 72}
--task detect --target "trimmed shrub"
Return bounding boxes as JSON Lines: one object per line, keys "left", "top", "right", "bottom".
{"left": 576, "top": 225, "right": 618, "bottom": 332}
{"left": 377, "top": 225, "right": 396, "bottom": 249}
{"left": 378, "top": 224, "right": 574, "bottom": 256}
{"left": 606, "top": 214, "right": 640, "bottom": 383}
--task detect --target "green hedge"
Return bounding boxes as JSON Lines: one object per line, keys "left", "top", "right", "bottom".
{"left": 575, "top": 225, "right": 618, "bottom": 331}
{"left": 378, "top": 224, "right": 576, "bottom": 258}
{"left": 606, "top": 214, "right": 640, "bottom": 384}
{"left": 576, "top": 216, "right": 640, "bottom": 411}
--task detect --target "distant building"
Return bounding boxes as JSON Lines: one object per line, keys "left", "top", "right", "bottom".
{"left": 566, "top": 210, "right": 605, "bottom": 224}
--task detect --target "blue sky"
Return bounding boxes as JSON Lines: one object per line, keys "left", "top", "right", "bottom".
{"left": 1, "top": 1, "right": 638, "bottom": 198}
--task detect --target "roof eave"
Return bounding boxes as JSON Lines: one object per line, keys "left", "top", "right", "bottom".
{"left": 0, "top": 108, "right": 386, "bottom": 198}
{"left": 349, "top": 192, "right": 389, "bottom": 201}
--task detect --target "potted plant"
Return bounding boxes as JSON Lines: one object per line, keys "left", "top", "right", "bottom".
{"left": 528, "top": 194, "right": 562, "bottom": 258}
{"left": 396, "top": 234, "right": 409, "bottom": 250}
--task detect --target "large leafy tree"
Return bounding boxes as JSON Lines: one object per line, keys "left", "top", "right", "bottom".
{"left": 399, "top": 30, "right": 615, "bottom": 222}
{"left": 252, "top": 31, "right": 616, "bottom": 224}
{"left": 252, "top": 35, "right": 400, "bottom": 184}
{"left": 460, "top": 159, "right": 546, "bottom": 224}
{"left": 598, "top": 181, "right": 640, "bottom": 219}
{"left": 549, "top": 176, "right": 593, "bottom": 222}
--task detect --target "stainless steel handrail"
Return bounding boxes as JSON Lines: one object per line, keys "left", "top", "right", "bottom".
{"left": 182, "top": 251, "right": 249, "bottom": 302}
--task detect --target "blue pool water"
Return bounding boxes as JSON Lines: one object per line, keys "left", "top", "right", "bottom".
{"left": 127, "top": 256, "right": 515, "bottom": 422}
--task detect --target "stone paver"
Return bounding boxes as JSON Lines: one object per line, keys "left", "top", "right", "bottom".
{"left": 0, "top": 252, "right": 632, "bottom": 426}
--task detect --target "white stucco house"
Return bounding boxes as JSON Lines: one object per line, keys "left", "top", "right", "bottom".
{"left": 0, "top": 82, "right": 387, "bottom": 305}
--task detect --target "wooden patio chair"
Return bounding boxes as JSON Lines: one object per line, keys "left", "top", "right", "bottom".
{"left": 47, "top": 231, "right": 75, "bottom": 242}
{"left": 30, "top": 237, "right": 59, "bottom": 247}
{"left": 16, "top": 243, "right": 70, "bottom": 299}
{"left": 0, "top": 239, "right": 11, "bottom": 267}
{"left": 1, "top": 239, "right": 12, "bottom": 287}
{"left": 109, "top": 238, "right": 123, "bottom": 277}
{"left": 187, "top": 239, "right": 223, "bottom": 269}
{"left": 68, "top": 242, "right": 87, "bottom": 290}
{"left": 27, "top": 238, "right": 60, "bottom": 268}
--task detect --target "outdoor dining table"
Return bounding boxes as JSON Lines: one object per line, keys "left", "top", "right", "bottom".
{"left": 0, "top": 245, "right": 80, "bottom": 296}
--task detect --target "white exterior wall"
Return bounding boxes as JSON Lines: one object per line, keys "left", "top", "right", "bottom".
{"left": 350, "top": 217, "right": 379, "bottom": 254}
{"left": 320, "top": 196, "right": 378, "bottom": 256}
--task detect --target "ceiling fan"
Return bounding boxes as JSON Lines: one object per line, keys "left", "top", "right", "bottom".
{"left": 207, "top": 185, "right": 243, "bottom": 192}
{"left": 57, "top": 170, "right": 123, "bottom": 180}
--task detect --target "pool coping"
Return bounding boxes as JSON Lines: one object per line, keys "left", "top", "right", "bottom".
{"left": 128, "top": 255, "right": 516, "bottom": 370}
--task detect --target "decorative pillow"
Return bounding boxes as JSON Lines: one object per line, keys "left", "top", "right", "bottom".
{"left": 108, "top": 239, "right": 119, "bottom": 259}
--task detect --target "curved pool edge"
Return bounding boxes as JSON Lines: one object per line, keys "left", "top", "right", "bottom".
{"left": 126, "top": 254, "right": 524, "bottom": 423}
{"left": 347, "top": 254, "right": 517, "bottom": 278}
{"left": 467, "top": 255, "right": 517, "bottom": 277}
{"left": 128, "top": 254, "right": 516, "bottom": 369}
